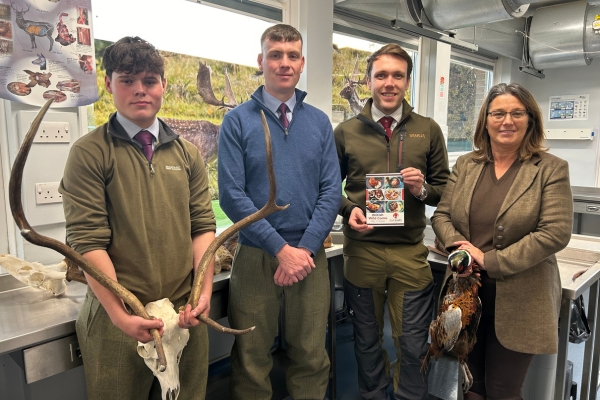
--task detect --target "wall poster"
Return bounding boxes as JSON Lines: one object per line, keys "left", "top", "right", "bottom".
{"left": 549, "top": 94, "right": 589, "bottom": 121}
{"left": 0, "top": 0, "right": 98, "bottom": 107}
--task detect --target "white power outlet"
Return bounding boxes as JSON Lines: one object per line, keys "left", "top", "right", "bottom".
{"left": 32, "top": 121, "right": 71, "bottom": 143}
{"left": 35, "top": 182, "right": 63, "bottom": 204}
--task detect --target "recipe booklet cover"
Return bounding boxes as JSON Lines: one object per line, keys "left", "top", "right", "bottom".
{"left": 365, "top": 174, "right": 405, "bottom": 226}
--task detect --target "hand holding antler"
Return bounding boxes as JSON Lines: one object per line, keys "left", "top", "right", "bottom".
{"left": 184, "top": 110, "right": 289, "bottom": 333}
{"left": 9, "top": 99, "right": 168, "bottom": 371}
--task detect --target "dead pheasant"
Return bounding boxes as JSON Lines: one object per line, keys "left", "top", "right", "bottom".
{"left": 423, "top": 249, "right": 482, "bottom": 393}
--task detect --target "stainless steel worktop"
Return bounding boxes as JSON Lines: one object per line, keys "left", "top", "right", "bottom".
{"left": 572, "top": 186, "right": 600, "bottom": 204}
{"left": 0, "top": 277, "right": 86, "bottom": 356}
{"left": 0, "top": 266, "right": 232, "bottom": 356}
{"left": 0, "top": 245, "right": 345, "bottom": 357}
{"left": 572, "top": 186, "right": 600, "bottom": 238}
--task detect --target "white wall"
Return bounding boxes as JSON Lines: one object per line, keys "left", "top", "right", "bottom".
{"left": 521, "top": 60, "right": 600, "bottom": 187}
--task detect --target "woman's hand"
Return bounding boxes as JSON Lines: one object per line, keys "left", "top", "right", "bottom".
{"left": 454, "top": 240, "right": 486, "bottom": 270}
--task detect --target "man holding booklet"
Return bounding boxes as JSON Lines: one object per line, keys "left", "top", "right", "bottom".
{"left": 333, "top": 43, "right": 450, "bottom": 400}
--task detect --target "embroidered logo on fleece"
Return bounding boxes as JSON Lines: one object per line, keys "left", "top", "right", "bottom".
{"left": 409, "top": 133, "right": 425, "bottom": 138}
{"left": 165, "top": 166, "right": 182, "bottom": 171}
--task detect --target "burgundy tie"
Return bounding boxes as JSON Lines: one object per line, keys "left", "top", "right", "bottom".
{"left": 135, "top": 130, "right": 154, "bottom": 161}
{"left": 278, "top": 103, "right": 290, "bottom": 128}
{"left": 379, "top": 116, "right": 394, "bottom": 139}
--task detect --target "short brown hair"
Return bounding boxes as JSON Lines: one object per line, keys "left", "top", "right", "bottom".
{"left": 473, "top": 82, "right": 547, "bottom": 163}
{"left": 260, "top": 24, "right": 303, "bottom": 50}
{"left": 366, "top": 43, "right": 413, "bottom": 80}
{"left": 102, "top": 36, "right": 164, "bottom": 79}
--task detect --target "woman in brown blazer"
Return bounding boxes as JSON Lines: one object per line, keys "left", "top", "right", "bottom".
{"left": 431, "top": 82, "right": 573, "bottom": 400}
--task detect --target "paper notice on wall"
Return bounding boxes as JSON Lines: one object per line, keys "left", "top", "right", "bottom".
{"left": 549, "top": 94, "right": 589, "bottom": 121}
{"left": 0, "top": 0, "right": 98, "bottom": 107}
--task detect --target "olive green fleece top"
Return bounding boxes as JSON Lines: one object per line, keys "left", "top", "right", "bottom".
{"left": 60, "top": 114, "right": 216, "bottom": 305}
{"left": 334, "top": 99, "right": 450, "bottom": 245}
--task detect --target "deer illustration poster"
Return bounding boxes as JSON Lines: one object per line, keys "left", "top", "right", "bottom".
{"left": 0, "top": 0, "right": 98, "bottom": 107}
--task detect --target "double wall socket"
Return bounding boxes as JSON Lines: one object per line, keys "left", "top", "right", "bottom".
{"left": 33, "top": 121, "right": 71, "bottom": 143}
{"left": 35, "top": 182, "right": 63, "bottom": 204}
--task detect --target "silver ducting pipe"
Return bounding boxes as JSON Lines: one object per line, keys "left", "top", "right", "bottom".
{"left": 530, "top": 1, "right": 600, "bottom": 69}
{"left": 421, "top": 0, "right": 528, "bottom": 30}
{"left": 333, "top": 0, "right": 422, "bottom": 26}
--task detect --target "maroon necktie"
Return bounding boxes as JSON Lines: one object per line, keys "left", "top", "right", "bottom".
{"left": 278, "top": 103, "right": 290, "bottom": 128}
{"left": 379, "top": 116, "right": 394, "bottom": 139}
{"left": 135, "top": 130, "right": 153, "bottom": 161}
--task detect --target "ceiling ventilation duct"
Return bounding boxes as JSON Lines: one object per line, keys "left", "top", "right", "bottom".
{"left": 529, "top": 1, "right": 600, "bottom": 69}
{"left": 421, "top": 0, "right": 529, "bottom": 31}
{"left": 333, "top": 0, "right": 422, "bottom": 25}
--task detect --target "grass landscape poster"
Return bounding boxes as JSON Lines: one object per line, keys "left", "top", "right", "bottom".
{"left": 92, "top": 39, "right": 377, "bottom": 227}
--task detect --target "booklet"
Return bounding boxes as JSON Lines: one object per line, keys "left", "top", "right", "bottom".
{"left": 365, "top": 173, "right": 405, "bottom": 226}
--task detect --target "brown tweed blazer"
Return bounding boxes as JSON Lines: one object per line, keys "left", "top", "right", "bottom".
{"left": 431, "top": 151, "right": 573, "bottom": 354}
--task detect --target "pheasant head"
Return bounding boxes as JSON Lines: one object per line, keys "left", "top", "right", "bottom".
{"left": 448, "top": 249, "right": 473, "bottom": 277}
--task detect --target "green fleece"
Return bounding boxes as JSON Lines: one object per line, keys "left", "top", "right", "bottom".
{"left": 60, "top": 114, "right": 216, "bottom": 305}
{"left": 334, "top": 99, "right": 449, "bottom": 245}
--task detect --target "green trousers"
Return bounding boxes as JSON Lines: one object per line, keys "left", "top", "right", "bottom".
{"left": 228, "top": 244, "right": 330, "bottom": 400}
{"left": 76, "top": 293, "right": 208, "bottom": 400}
{"left": 344, "top": 237, "right": 433, "bottom": 398}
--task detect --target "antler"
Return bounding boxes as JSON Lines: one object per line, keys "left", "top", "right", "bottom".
{"left": 196, "top": 61, "right": 237, "bottom": 110}
{"left": 8, "top": 99, "right": 169, "bottom": 372}
{"left": 186, "top": 110, "right": 289, "bottom": 334}
{"left": 223, "top": 68, "right": 239, "bottom": 109}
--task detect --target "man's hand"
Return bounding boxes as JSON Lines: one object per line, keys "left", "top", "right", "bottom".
{"left": 179, "top": 294, "right": 211, "bottom": 328}
{"left": 274, "top": 245, "right": 314, "bottom": 286}
{"left": 400, "top": 167, "right": 425, "bottom": 197}
{"left": 112, "top": 313, "right": 164, "bottom": 343}
{"left": 348, "top": 207, "right": 374, "bottom": 232}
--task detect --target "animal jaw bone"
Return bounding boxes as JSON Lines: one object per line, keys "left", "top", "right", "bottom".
{"left": 137, "top": 299, "right": 189, "bottom": 400}
{"left": 0, "top": 254, "right": 67, "bottom": 295}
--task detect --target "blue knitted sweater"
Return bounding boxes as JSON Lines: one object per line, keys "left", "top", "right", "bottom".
{"left": 218, "top": 86, "right": 341, "bottom": 256}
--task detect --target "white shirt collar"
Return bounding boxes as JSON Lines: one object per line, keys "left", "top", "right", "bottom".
{"left": 371, "top": 104, "right": 403, "bottom": 125}
{"left": 116, "top": 112, "right": 160, "bottom": 141}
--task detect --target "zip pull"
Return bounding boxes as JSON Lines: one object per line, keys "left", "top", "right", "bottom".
{"left": 150, "top": 163, "right": 155, "bottom": 175}
{"left": 285, "top": 128, "right": 288, "bottom": 136}
{"left": 396, "top": 131, "right": 405, "bottom": 172}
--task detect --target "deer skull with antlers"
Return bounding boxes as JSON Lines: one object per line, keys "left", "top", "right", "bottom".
{"left": 137, "top": 298, "right": 189, "bottom": 400}
{"left": 9, "top": 99, "right": 286, "bottom": 399}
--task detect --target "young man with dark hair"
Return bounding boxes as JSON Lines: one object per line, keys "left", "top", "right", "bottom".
{"left": 60, "top": 36, "right": 216, "bottom": 400}
{"left": 335, "top": 43, "right": 450, "bottom": 400}
{"left": 218, "top": 24, "right": 341, "bottom": 400}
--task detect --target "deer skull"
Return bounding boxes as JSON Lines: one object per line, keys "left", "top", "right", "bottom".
{"left": 0, "top": 254, "right": 67, "bottom": 295}
{"left": 137, "top": 298, "right": 189, "bottom": 400}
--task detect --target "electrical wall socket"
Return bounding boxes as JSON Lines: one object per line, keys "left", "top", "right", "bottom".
{"left": 33, "top": 121, "right": 71, "bottom": 143}
{"left": 35, "top": 182, "right": 63, "bottom": 204}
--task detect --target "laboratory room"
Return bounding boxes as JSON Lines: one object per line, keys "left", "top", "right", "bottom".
{"left": 0, "top": 1, "right": 599, "bottom": 400}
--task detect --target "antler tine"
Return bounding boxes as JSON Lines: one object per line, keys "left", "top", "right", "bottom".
{"left": 352, "top": 55, "right": 360, "bottom": 82}
{"left": 8, "top": 98, "right": 169, "bottom": 372}
{"left": 223, "top": 68, "right": 239, "bottom": 109}
{"left": 186, "top": 110, "right": 288, "bottom": 334}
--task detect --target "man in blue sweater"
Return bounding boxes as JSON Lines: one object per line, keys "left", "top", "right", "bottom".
{"left": 218, "top": 24, "right": 341, "bottom": 400}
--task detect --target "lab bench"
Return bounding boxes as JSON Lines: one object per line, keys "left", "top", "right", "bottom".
{"left": 2, "top": 229, "right": 600, "bottom": 400}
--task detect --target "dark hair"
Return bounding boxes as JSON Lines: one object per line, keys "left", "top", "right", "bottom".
{"left": 260, "top": 24, "right": 303, "bottom": 49}
{"left": 473, "top": 82, "right": 547, "bottom": 163}
{"left": 102, "top": 36, "right": 164, "bottom": 79}
{"left": 366, "top": 43, "right": 413, "bottom": 80}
